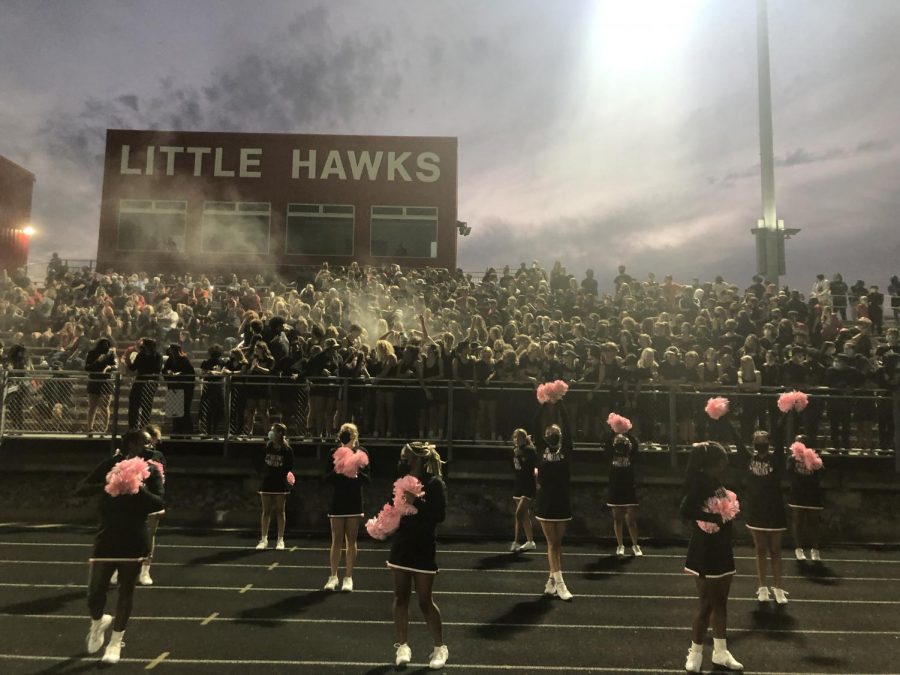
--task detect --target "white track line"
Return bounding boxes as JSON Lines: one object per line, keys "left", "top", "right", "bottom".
{"left": 2, "top": 613, "right": 897, "bottom": 636}
{"left": 1, "top": 541, "right": 898, "bottom": 565}
{"left": 0, "top": 582, "right": 897, "bottom": 604}
{"left": 0, "top": 559, "right": 896, "bottom": 583}
{"left": 0, "top": 654, "right": 870, "bottom": 674}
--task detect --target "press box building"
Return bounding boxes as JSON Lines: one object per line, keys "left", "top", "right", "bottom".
{"left": 97, "top": 129, "right": 458, "bottom": 274}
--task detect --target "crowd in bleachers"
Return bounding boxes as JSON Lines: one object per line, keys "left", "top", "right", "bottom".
{"left": 2, "top": 255, "right": 900, "bottom": 449}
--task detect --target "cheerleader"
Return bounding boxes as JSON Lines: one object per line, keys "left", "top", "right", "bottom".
{"left": 680, "top": 442, "right": 743, "bottom": 673}
{"left": 787, "top": 434, "right": 825, "bottom": 561}
{"left": 139, "top": 424, "right": 167, "bottom": 586}
{"left": 324, "top": 423, "right": 370, "bottom": 591}
{"left": 533, "top": 400, "right": 574, "bottom": 601}
{"left": 509, "top": 428, "right": 537, "bottom": 552}
{"left": 742, "top": 430, "right": 789, "bottom": 603}
{"left": 254, "top": 423, "right": 294, "bottom": 550}
{"left": 603, "top": 427, "right": 642, "bottom": 557}
{"left": 77, "top": 430, "right": 165, "bottom": 664}
{"left": 387, "top": 442, "right": 448, "bottom": 670}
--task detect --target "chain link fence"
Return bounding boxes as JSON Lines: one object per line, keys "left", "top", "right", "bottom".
{"left": 2, "top": 371, "right": 898, "bottom": 464}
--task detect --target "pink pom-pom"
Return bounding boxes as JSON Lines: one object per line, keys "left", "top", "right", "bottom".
{"left": 393, "top": 475, "right": 425, "bottom": 515}
{"left": 286, "top": 471, "right": 296, "bottom": 486}
{"left": 705, "top": 397, "right": 730, "bottom": 420}
{"left": 790, "top": 442, "right": 823, "bottom": 472}
{"left": 778, "top": 391, "right": 810, "bottom": 414}
{"left": 791, "top": 391, "right": 809, "bottom": 412}
{"left": 365, "top": 503, "right": 401, "bottom": 540}
{"left": 607, "top": 412, "right": 633, "bottom": 434}
{"left": 777, "top": 392, "right": 795, "bottom": 414}
{"left": 104, "top": 457, "right": 150, "bottom": 497}
{"left": 536, "top": 380, "right": 568, "bottom": 405}
{"left": 333, "top": 445, "right": 370, "bottom": 478}
{"left": 147, "top": 459, "right": 165, "bottom": 484}
{"left": 696, "top": 489, "right": 740, "bottom": 534}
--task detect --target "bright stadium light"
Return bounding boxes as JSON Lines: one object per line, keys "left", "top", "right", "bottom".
{"left": 23, "top": 225, "right": 36, "bottom": 237}
{"left": 592, "top": 0, "right": 702, "bottom": 72}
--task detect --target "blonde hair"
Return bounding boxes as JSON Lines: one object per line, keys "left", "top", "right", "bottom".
{"left": 401, "top": 442, "right": 446, "bottom": 477}
{"left": 339, "top": 422, "right": 359, "bottom": 444}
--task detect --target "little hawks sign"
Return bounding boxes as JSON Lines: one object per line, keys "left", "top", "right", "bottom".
{"left": 118, "top": 145, "right": 442, "bottom": 183}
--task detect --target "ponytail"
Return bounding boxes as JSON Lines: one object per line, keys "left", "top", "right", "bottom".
{"left": 401, "top": 441, "right": 446, "bottom": 478}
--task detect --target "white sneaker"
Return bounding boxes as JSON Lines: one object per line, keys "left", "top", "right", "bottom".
{"left": 109, "top": 570, "right": 118, "bottom": 585}
{"left": 86, "top": 614, "right": 112, "bottom": 654}
{"left": 101, "top": 631, "right": 125, "bottom": 664}
{"left": 616, "top": 545, "right": 626, "bottom": 557}
{"left": 685, "top": 647, "right": 703, "bottom": 673}
{"left": 509, "top": 541, "right": 520, "bottom": 552}
{"left": 138, "top": 565, "right": 153, "bottom": 586}
{"left": 756, "top": 586, "right": 771, "bottom": 602}
{"left": 324, "top": 575, "right": 339, "bottom": 591}
{"left": 632, "top": 545, "right": 643, "bottom": 557}
{"left": 275, "top": 538, "right": 285, "bottom": 550}
{"left": 810, "top": 548, "right": 821, "bottom": 561}
{"left": 394, "top": 643, "right": 411, "bottom": 667}
{"left": 543, "top": 576, "right": 557, "bottom": 596}
{"left": 255, "top": 538, "right": 268, "bottom": 550}
{"left": 772, "top": 587, "right": 789, "bottom": 604}
{"left": 712, "top": 649, "right": 744, "bottom": 670}
{"left": 555, "top": 579, "right": 573, "bottom": 601}
{"left": 429, "top": 645, "right": 449, "bottom": 669}
{"left": 794, "top": 547, "right": 806, "bottom": 561}
{"left": 341, "top": 577, "right": 354, "bottom": 592}
{"left": 517, "top": 540, "right": 536, "bottom": 552}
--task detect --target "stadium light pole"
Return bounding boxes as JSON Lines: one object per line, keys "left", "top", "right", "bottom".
{"left": 751, "top": 0, "right": 799, "bottom": 287}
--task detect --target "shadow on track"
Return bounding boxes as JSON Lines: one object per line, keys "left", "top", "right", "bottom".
{"left": 582, "top": 554, "right": 633, "bottom": 581}
{"left": 472, "top": 595, "right": 555, "bottom": 640}
{"left": 794, "top": 561, "right": 840, "bottom": 586}
{"left": 0, "top": 589, "right": 84, "bottom": 615}
{"left": 473, "top": 553, "right": 537, "bottom": 571}
{"left": 182, "top": 548, "right": 261, "bottom": 566}
{"left": 234, "top": 590, "right": 333, "bottom": 627}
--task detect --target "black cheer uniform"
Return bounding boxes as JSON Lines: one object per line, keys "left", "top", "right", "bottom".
{"left": 741, "top": 443, "right": 787, "bottom": 531}
{"left": 512, "top": 443, "right": 538, "bottom": 500}
{"left": 256, "top": 442, "right": 294, "bottom": 494}
{"left": 325, "top": 446, "right": 370, "bottom": 517}
{"left": 534, "top": 402, "right": 573, "bottom": 522}
{"left": 604, "top": 432, "right": 640, "bottom": 507}
{"left": 787, "top": 455, "right": 824, "bottom": 510}
{"left": 387, "top": 474, "right": 447, "bottom": 574}
{"left": 680, "top": 474, "right": 736, "bottom": 579}
{"left": 79, "top": 455, "right": 166, "bottom": 562}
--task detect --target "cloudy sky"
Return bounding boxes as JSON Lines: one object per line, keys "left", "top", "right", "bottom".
{"left": 2, "top": 0, "right": 899, "bottom": 289}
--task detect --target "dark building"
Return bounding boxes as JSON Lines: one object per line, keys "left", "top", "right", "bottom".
{"left": 97, "top": 129, "right": 458, "bottom": 274}
{"left": 0, "top": 154, "right": 36, "bottom": 273}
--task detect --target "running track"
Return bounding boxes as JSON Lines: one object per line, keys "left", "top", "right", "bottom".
{"left": 0, "top": 524, "right": 898, "bottom": 673}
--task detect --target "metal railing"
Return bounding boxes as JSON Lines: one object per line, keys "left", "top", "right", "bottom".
{"left": 2, "top": 371, "right": 898, "bottom": 464}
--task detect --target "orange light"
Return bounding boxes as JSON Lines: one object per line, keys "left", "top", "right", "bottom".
{"left": 23, "top": 225, "right": 36, "bottom": 237}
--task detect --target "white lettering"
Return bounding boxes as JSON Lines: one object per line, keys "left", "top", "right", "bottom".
{"left": 416, "top": 152, "right": 441, "bottom": 183}
{"left": 144, "top": 146, "right": 155, "bottom": 175}
{"left": 186, "top": 147, "right": 211, "bottom": 176}
{"left": 387, "top": 151, "right": 412, "bottom": 182}
{"left": 239, "top": 148, "right": 262, "bottom": 178}
{"left": 213, "top": 148, "right": 235, "bottom": 177}
{"left": 320, "top": 150, "right": 347, "bottom": 180}
{"left": 158, "top": 146, "right": 184, "bottom": 176}
{"left": 120, "top": 145, "right": 141, "bottom": 175}
{"left": 348, "top": 150, "right": 383, "bottom": 180}
{"left": 292, "top": 149, "right": 317, "bottom": 179}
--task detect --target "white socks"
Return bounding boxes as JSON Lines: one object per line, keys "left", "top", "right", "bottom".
{"left": 690, "top": 641, "right": 703, "bottom": 653}
{"left": 551, "top": 571, "right": 563, "bottom": 582}
{"left": 713, "top": 638, "right": 728, "bottom": 652}
{"left": 110, "top": 629, "right": 125, "bottom": 644}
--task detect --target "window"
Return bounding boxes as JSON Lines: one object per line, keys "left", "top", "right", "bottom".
{"left": 117, "top": 199, "right": 187, "bottom": 252}
{"left": 370, "top": 205, "right": 438, "bottom": 258}
{"left": 285, "top": 203, "right": 354, "bottom": 256}
{"left": 201, "top": 202, "right": 270, "bottom": 254}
